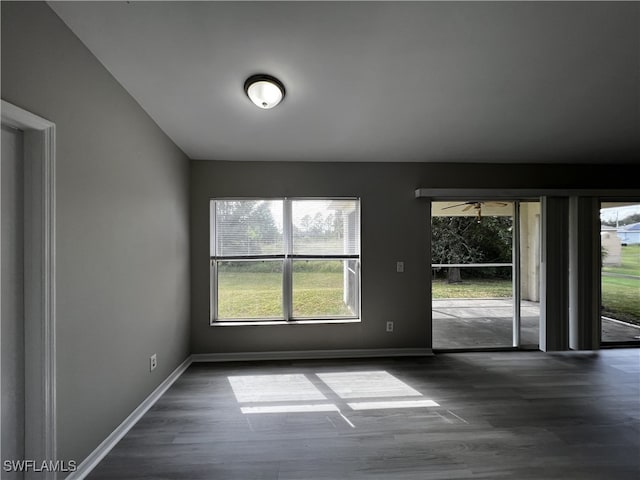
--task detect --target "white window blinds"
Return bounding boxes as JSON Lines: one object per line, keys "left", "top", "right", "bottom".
{"left": 291, "top": 199, "right": 360, "bottom": 256}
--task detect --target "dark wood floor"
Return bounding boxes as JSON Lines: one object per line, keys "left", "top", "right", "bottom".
{"left": 88, "top": 348, "right": 640, "bottom": 479}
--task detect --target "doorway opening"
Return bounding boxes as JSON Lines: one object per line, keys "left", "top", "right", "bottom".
{"left": 431, "top": 200, "right": 540, "bottom": 351}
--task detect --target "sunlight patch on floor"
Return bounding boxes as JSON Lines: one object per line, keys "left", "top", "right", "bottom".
{"left": 229, "top": 370, "right": 440, "bottom": 424}
{"left": 228, "top": 374, "right": 326, "bottom": 402}
{"left": 316, "top": 371, "right": 423, "bottom": 398}
{"left": 348, "top": 399, "right": 439, "bottom": 410}
{"left": 241, "top": 403, "right": 339, "bottom": 414}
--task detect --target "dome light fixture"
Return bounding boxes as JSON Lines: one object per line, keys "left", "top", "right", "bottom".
{"left": 244, "top": 74, "right": 285, "bottom": 109}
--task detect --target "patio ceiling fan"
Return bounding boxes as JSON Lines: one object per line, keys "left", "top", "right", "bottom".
{"left": 441, "top": 201, "right": 509, "bottom": 222}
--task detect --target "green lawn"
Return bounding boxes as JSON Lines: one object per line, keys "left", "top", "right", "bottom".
{"left": 218, "top": 282, "right": 282, "bottom": 318}
{"left": 602, "top": 244, "right": 640, "bottom": 276}
{"left": 219, "top": 270, "right": 515, "bottom": 318}
{"left": 215, "top": 245, "right": 638, "bottom": 323}
{"left": 432, "top": 278, "right": 512, "bottom": 299}
{"left": 601, "top": 244, "right": 640, "bottom": 325}
{"left": 217, "top": 270, "right": 351, "bottom": 319}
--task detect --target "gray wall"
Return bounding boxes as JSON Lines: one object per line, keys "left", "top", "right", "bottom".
{"left": 190, "top": 161, "right": 637, "bottom": 354}
{"left": 1, "top": 2, "right": 190, "bottom": 465}
{"left": 191, "top": 162, "right": 431, "bottom": 354}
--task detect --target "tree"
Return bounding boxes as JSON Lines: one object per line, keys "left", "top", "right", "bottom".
{"left": 311, "top": 212, "right": 325, "bottom": 234}
{"left": 294, "top": 211, "right": 343, "bottom": 241}
{"left": 250, "top": 201, "right": 280, "bottom": 245}
{"left": 216, "top": 200, "right": 280, "bottom": 255}
{"left": 601, "top": 211, "right": 640, "bottom": 227}
{"left": 626, "top": 213, "right": 640, "bottom": 225}
{"left": 431, "top": 216, "right": 512, "bottom": 283}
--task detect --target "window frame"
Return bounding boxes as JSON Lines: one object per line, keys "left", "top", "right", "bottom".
{"left": 210, "top": 197, "right": 361, "bottom": 325}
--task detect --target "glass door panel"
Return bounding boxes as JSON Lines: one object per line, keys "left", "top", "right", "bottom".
{"left": 431, "top": 201, "right": 514, "bottom": 349}
{"left": 518, "top": 201, "right": 541, "bottom": 348}
{"left": 600, "top": 201, "right": 640, "bottom": 344}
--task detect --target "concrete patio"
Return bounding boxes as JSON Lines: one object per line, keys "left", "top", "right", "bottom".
{"left": 433, "top": 298, "right": 640, "bottom": 349}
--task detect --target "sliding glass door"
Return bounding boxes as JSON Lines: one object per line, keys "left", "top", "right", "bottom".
{"left": 431, "top": 200, "right": 540, "bottom": 350}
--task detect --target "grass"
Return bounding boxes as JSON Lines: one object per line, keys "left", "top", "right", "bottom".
{"left": 219, "top": 270, "right": 515, "bottom": 318}
{"left": 432, "top": 278, "right": 512, "bottom": 298}
{"left": 601, "top": 244, "right": 640, "bottom": 325}
{"left": 602, "top": 244, "right": 640, "bottom": 276}
{"left": 217, "top": 270, "right": 351, "bottom": 319}
{"left": 215, "top": 245, "right": 638, "bottom": 323}
{"left": 218, "top": 283, "right": 282, "bottom": 318}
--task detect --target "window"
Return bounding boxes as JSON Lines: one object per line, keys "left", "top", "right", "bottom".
{"left": 210, "top": 198, "right": 360, "bottom": 323}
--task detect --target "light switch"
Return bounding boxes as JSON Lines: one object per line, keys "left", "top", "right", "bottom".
{"left": 396, "top": 261, "right": 404, "bottom": 273}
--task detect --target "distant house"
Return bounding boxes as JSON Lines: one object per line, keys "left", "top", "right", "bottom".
{"left": 601, "top": 227, "right": 622, "bottom": 265}
{"left": 617, "top": 222, "right": 640, "bottom": 245}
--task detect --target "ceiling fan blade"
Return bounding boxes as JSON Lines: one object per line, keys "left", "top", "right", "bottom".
{"left": 463, "top": 204, "right": 474, "bottom": 211}
{"left": 441, "top": 202, "right": 471, "bottom": 210}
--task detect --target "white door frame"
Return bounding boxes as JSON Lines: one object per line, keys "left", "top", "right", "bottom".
{"left": 1, "top": 99, "right": 56, "bottom": 478}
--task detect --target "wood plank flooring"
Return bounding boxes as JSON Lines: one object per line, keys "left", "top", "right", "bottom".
{"left": 87, "top": 349, "right": 640, "bottom": 479}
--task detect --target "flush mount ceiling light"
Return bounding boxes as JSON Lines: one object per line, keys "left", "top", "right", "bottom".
{"left": 244, "top": 74, "right": 285, "bottom": 109}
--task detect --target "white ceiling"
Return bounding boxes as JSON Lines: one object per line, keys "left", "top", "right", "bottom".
{"left": 48, "top": 1, "right": 640, "bottom": 163}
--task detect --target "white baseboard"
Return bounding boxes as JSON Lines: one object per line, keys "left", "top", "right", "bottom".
{"left": 64, "top": 356, "right": 192, "bottom": 480}
{"left": 191, "top": 348, "right": 433, "bottom": 363}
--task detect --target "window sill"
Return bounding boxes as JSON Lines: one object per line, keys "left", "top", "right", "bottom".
{"left": 211, "top": 318, "right": 361, "bottom": 327}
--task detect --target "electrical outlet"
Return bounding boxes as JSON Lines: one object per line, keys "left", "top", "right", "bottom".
{"left": 150, "top": 354, "right": 157, "bottom": 372}
{"left": 396, "top": 261, "right": 404, "bottom": 273}
{"left": 386, "top": 321, "right": 394, "bottom": 332}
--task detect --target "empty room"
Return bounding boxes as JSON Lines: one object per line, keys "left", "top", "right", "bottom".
{"left": 1, "top": 1, "right": 639, "bottom": 479}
